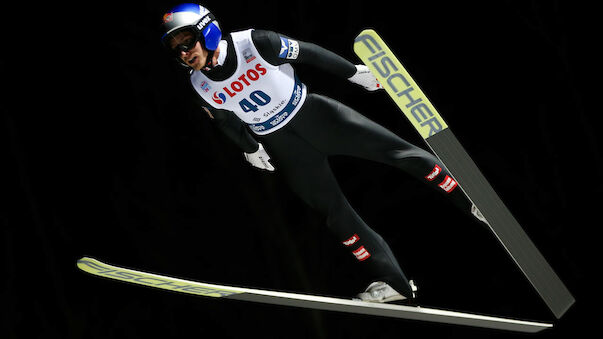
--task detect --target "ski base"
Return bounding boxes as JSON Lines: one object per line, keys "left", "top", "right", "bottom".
{"left": 426, "top": 128, "right": 575, "bottom": 318}
{"left": 353, "top": 28, "right": 574, "bottom": 319}
{"left": 77, "top": 257, "right": 552, "bottom": 333}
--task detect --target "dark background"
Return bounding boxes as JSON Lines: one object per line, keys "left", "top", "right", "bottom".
{"left": 3, "top": 1, "right": 599, "bottom": 338}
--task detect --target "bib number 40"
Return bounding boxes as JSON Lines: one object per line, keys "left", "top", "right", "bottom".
{"left": 239, "top": 90, "right": 271, "bottom": 113}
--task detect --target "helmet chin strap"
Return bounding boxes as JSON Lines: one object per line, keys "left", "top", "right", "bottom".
{"left": 202, "top": 49, "right": 217, "bottom": 71}
{"left": 202, "top": 40, "right": 227, "bottom": 72}
{"left": 177, "top": 48, "right": 216, "bottom": 72}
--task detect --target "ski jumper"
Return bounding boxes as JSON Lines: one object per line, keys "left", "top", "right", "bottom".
{"left": 190, "top": 29, "right": 472, "bottom": 297}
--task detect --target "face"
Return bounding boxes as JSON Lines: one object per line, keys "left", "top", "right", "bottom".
{"left": 168, "top": 30, "right": 208, "bottom": 71}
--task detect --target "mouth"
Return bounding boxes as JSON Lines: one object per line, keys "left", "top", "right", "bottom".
{"left": 188, "top": 56, "right": 198, "bottom": 65}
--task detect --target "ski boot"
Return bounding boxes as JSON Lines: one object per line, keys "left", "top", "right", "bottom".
{"left": 355, "top": 280, "right": 417, "bottom": 303}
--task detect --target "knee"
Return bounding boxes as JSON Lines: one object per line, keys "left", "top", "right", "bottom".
{"left": 387, "top": 147, "right": 433, "bottom": 162}
{"left": 386, "top": 147, "right": 437, "bottom": 171}
{"left": 324, "top": 199, "right": 364, "bottom": 237}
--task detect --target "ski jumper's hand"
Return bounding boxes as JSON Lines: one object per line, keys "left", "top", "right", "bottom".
{"left": 244, "top": 143, "right": 275, "bottom": 171}
{"left": 347, "top": 65, "right": 382, "bottom": 91}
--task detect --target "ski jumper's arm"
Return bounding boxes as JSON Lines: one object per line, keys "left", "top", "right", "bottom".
{"left": 190, "top": 29, "right": 363, "bottom": 154}
{"left": 201, "top": 104, "right": 259, "bottom": 153}
{"left": 251, "top": 30, "right": 357, "bottom": 78}
{"left": 191, "top": 96, "right": 272, "bottom": 170}
{"left": 251, "top": 30, "right": 379, "bottom": 90}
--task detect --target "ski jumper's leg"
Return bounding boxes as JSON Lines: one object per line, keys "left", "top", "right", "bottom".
{"left": 293, "top": 94, "right": 473, "bottom": 215}
{"left": 261, "top": 124, "right": 415, "bottom": 298}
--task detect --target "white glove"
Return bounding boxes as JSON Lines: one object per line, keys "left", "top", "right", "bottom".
{"left": 347, "top": 65, "right": 382, "bottom": 91}
{"left": 244, "top": 143, "right": 275, "bottom": 171}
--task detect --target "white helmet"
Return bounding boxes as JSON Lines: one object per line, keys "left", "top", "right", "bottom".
{"left": 161, "top": 3, "right": 222, "bottom": 68}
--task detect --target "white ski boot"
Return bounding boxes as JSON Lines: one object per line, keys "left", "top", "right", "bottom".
{"left": 355, "top": 280, "right": 417, "bottom": 303}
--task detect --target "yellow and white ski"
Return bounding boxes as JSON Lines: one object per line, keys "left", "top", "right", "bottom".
{"left": 78, "top": 257, "right": 552, "bottom": 333}
{"left": 353, "top": 29, "right": 574, "bottom": 319}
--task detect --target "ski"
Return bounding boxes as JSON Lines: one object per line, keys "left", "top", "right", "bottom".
{"left": 353, "top": 29, "right": 574, "bottom": 319}
{"left": 77, "top": 257, "right": 551, "bottom": 333}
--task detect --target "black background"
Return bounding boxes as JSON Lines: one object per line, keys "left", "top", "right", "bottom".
{"left": 3, "top": 1, "right": 600, "bottom": 338}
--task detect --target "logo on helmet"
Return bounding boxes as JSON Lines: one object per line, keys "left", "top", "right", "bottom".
{"left": 196, "top": 15, "right": 212, "bottom": 31}
{"left": 213, "top": 92, "right": 227, "bottom": 104}
{"left": 162, "top": 13, "right": 174, "bottom": 23}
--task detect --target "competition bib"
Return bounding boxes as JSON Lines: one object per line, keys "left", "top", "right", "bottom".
{"left": 191, "top": 29, "right": 307, "bottom": 135}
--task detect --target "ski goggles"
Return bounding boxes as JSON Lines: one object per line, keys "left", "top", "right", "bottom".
{"left": 162, "top": 13, "right": 220, "bottom": 56}
{"left": 163, "top": 27, "right": 201, "bottom": 56}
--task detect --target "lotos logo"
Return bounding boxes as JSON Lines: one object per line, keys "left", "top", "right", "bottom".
{"left": 224, "top": 63, "right": 267, "bottom": 97}
{"left": 213, "top": 92, "right": 227, "bottom": 104}
{"left": 210, "top": 63, "right": 268, "bottom": 105}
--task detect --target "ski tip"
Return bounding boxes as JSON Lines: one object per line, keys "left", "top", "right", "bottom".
{"left": 354, "top": 29, "right": 377, "bottom": 46}
{"left": 77, "top": 256, "right": 96, "bottom": 265}
{"left": 76, "top": 257, "right": 104, "bottom": 274}
{"left": 356, "top": 28, "right": 377, "bottom": 36}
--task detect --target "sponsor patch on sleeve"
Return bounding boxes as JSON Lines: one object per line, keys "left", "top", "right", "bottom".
{"left": 438, "top": 175, "right": 458, "bottom": 193}
{"left": 352, "top": 246, "right": 371, "bottom": 261}
{"left": 425, "top": 164, "right": 442, "bottom": 181}
{"left": 342, "top": 234, "right": 359, "bottom": 247}
{"left": 279, "top": 37, "right": 299, "bottom": 60}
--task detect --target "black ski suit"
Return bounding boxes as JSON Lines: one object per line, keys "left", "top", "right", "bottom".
{"left": 192, "top": 29, "right": 472, "bottom": 298}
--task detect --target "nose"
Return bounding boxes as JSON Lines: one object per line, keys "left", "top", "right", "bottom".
{"left": 179, "top": 50, "right": 192, "bottom": 62}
